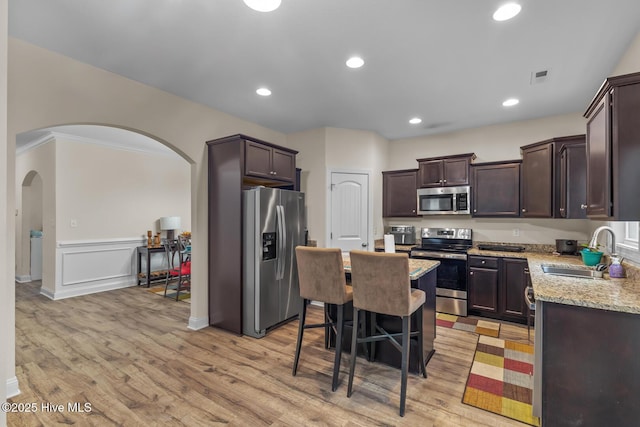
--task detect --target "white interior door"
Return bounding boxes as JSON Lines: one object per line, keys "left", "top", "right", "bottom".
{"left": 330, "top": 171, "right": 369, "bottom": 252}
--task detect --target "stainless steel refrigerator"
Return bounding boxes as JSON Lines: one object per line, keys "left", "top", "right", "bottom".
{"left": 242, "top": 187, "right": 306, "bottom": 338}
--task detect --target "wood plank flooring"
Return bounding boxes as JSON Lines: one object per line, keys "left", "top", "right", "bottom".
{"left": 9, "top": 281, "right": 533, "bottom": 426}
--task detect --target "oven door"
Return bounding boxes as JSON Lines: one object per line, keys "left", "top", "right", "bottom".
{"left": 411, "top": 249, "right": 468, "bottom": 316}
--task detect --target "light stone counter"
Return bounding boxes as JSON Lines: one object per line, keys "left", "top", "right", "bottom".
{"left": 342, "top": 253, "right": 439, "bottom": 281}
{"left": 468, "top": 248, "right": 640, "bottom": 315}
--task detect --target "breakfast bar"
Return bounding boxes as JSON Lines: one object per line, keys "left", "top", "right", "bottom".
{"left": 326, "top": 255, "right": 440, "bottom": 374}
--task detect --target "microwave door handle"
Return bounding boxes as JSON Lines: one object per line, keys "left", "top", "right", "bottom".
{"left": 452, "top": 193, "right": 457, "bottom": 212}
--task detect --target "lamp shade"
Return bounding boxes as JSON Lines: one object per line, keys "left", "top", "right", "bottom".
{"left": 160, "top": 216, "right": 181, "bottom": 230}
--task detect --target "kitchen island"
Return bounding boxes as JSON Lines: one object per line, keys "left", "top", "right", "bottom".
{"left": 327, "top": 255, "right": 439, "bottom": 374}
{"left": 470, "top": 247, "right": 640, "bottom": 426}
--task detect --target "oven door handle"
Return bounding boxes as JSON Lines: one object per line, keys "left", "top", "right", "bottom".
{"left": 410, "top": 250, "right": 467, "bottom": 261}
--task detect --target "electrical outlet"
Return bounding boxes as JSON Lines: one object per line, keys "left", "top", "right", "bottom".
{"left": 70, "top": 219, "right": 78, "bottom": 228}
{"left": 513, "top": 228, "right": 520, "bottom": 237}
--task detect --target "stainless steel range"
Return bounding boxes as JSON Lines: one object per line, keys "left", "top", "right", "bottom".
{"left": 410, "top": 228, "right": 472, "bottom": 316}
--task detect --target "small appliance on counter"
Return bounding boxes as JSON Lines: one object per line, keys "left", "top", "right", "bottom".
{"left": 387, "top": 225, "right": 416, "bottom": 245}
{"left": 556, "top": 239, "right": 578, "bottom": 255}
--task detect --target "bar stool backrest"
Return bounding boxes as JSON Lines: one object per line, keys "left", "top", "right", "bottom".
{"left": 349, "top": 250, "right": 412, "bottom": 317}
{"left": 295, "top": 246, "right": 350, "bottom": 305}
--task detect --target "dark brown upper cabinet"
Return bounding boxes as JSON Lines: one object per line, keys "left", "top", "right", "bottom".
{"left": 382, "top": 169, "right": 418, "bottom": 217}
{"left": 520, "top": 135, "right": 586, "bottom": 218}
{"left": 417, "top": 153, "right": 475, "bottom": 188}
{"left": 471, "top": 160, "right": 521, "bottom": 217}
{"left": 584, "top": 71, "right": 640, "bottom": 220}
{"left": 559, "top": 142, "right": 587, "bottom": 219}
{"left": 521, "top": 141, "right": 554, "bottom": 217}
{"left": 245, "top": 139, "right": 296, "bottom": 184}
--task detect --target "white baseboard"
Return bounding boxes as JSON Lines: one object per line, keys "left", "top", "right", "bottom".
{"left": 188, "top": 316, "right": 209, "bottom": 331}
{"left": 15, "top": 275, "right": 31, "bottom": 283}
{"left": 7, "top": 376, "right": 20, "bottom": 398}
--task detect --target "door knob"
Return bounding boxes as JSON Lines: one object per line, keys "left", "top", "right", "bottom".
{"left": 361, "top": 242, "right": 367, "bottom": 247}
{"left": 581, "top": 204, "right": 587, "bottom": 209}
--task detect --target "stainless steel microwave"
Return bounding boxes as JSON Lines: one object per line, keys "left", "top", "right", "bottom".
{"left": 416, "top": 186, "right": 471, "bottom": 215}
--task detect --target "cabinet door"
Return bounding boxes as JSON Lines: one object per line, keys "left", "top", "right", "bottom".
{"left": 418, "top": 160, "right": 444, "bottom": 187}
{"left": 245, "top": 140, "right": 274, "bottom": 179}
{"left": 585, "top": 98, "right": 612, "bottom": 218}
{"left": 501, "top": 258, "right": 528, "bottom": 320}
{"left": 560, "top": 144, "right": 587, "bottom": 219}
{"left": 383, "top": 170, "right": 418, "bottom": 217}
{"left": 521, "top": 143, "right": 553, "bottom": 217}
{"left": 271, "top": 148, "right": 295, "bottom": 182}
{"left": 468, "top": 267, "right": 499, "bottom": 313}
{"left": 443, "top": 157, "right": 470, "bottom": 186}
{"left": 472, "top": 162, "right": 520, "bottom": 217}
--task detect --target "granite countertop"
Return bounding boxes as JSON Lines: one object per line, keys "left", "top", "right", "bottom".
{"left": 373, "top": 240, "right": 416, "bottom": 253}
{"left": 342, "top": 253, "right": 439, "bottom": 280}
{"left": 468, "top": 248, "right": 640, "bottom": 315}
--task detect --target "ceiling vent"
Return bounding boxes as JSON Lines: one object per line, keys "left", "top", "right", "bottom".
{"left": 530, "top": 69, "right": 550, "bottom": 85}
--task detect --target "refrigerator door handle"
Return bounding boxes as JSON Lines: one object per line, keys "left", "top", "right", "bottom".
{"left": 276, "top": 205, "right": 285, "bottom": 280}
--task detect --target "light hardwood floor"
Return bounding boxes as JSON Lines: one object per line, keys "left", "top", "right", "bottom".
{"left": 9, "top": 281, "right": 533, "bottom": 426}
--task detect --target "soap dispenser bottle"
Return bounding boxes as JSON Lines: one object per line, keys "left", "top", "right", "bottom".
{"left": 608, "top": 255, "right": 625, "bottom": 278}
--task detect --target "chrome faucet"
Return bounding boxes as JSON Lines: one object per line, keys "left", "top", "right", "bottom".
{"left": 588, "top": 226, "right": 617, "bottom": 256}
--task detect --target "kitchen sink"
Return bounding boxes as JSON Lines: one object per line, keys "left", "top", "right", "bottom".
{"left": 541, "top": 264, "right": 604, "bottom": 279}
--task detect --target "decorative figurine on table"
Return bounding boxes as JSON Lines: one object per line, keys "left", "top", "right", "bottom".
{"left": 147, "top": 230, "right": 153, "bottom": 247}
{"left": 153, "top": 233, "right": 161, "bottom": 247}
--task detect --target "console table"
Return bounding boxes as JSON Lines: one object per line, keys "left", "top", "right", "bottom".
{"left": 137, "top": 246, "right": 168, "bottom": 287}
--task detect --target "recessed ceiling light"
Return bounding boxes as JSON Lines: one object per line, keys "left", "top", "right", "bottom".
{"left": 493, "top": 3, "right": 522, "bottom": 21}
{"left": 256, "top": 87, "right": 272, "bottom": 96}
{"left": 243, "top": 0, "right": 281, "bottom": 13}
{"left": 502, "top": 98, "right": 519, "bottom": 107}
{"left": 409, "top": 118, "right": 422, "bottom": 124}
{"left": 346, "top": 56, "right": 365, "bottom": 69}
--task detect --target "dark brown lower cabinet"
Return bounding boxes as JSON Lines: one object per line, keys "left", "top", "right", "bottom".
{"left": 468, "top": 256, "right": 528, "bottom": 323}
{"left": 541, "top": 302, "right": 639, "bottom": 426}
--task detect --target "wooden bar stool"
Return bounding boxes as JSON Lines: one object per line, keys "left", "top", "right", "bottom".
{"left": 293, "top": 247, "right": 353, "bottom": 391}
{"left": 347, "top": 250, "right": 427, "bottom": 417}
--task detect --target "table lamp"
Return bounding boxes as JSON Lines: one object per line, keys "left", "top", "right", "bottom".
{"left": 160, "top": 216, "right": 181, "bottom": 241}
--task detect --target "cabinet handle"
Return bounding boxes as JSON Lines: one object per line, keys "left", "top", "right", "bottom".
{"left": 273, "top": 171, "right": 277, "bottom": 175}
{"left": 470, "top": 271, "right": 474, "bottom": 276}
{"left": 522, "top": 208, "right": 527, "bottom": 213}
{"left": 474, "top": 209, "right": 477, "bottom": 213}
{"left": 412, "top": 209, "right": 416, "bottom": 213}
{"left": 481, "top": 260, "right": 485, "bottom": 264}
{"left": 443, "top": 179, "right": 447, "bottom": 183}
{"left": 581, "top": 204, "right": 587, "bottom": 210}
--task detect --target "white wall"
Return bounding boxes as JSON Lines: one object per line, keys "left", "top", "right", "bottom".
{"left": 1, "top": 0, "right": 9, "bottom": 415}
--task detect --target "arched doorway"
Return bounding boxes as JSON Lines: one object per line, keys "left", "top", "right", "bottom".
{"left": 16, "top": 171, "right": 43, "bottom": 283}
{"left": 15, "top": 124, "right": 192, "bottom": 301}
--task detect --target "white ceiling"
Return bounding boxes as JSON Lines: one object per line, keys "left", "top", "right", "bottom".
{"left": 9, "top": 0, "right": 640, "bottom": 148}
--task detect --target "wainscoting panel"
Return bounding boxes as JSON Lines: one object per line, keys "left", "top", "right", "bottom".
{"left": 53, "top": 238, "right": 145, "bottom": 300}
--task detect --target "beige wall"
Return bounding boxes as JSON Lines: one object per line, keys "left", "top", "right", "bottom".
{"left": 7, "top": 37, "right": 291, "bottom": 359}
{"left": 14, "top": 136, "right": 191, "bottom": 291}
{"left": 386, "top": 113, "right": 590, "bottom": 244}
{"left": 287, "top": 128, "right": 327, "bottom": 245}
{"left": 54, "top": 138, "right": 190, "bottom": 240}
{"left": 1, "top": 0, "right": 8, "bottom": 413}
{"left": 612, "top": 31, "right": 640, "bottom": 76}
{"left": 287, "top": 127, "right": 389, "bottom": 246}
{"left": 15, "top": 141, "right": 55, "bottom": 293}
